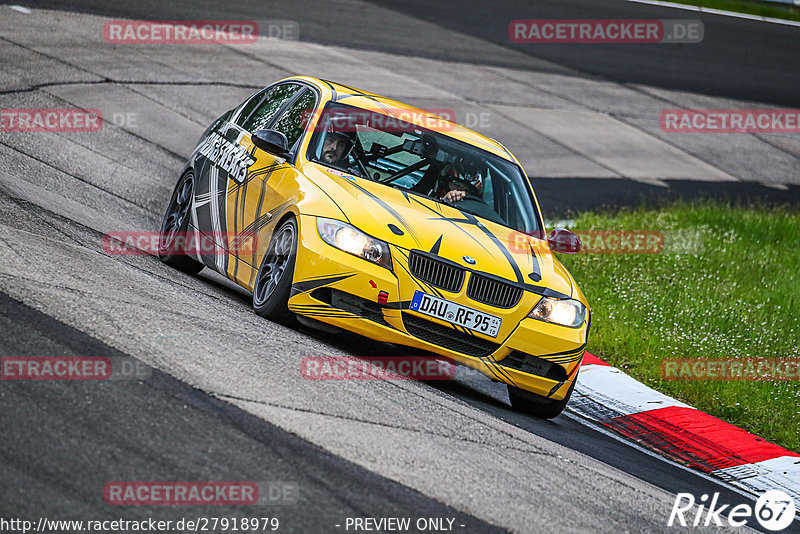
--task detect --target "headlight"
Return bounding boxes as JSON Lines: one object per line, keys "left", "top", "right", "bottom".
{"left": 528, "top": 297, "right": 586, "bottom": 328}
{"left": 317, "top": 217, "right": 392, "bottom": 270}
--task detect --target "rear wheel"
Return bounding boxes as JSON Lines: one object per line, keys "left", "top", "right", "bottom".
{"left": 159, "top": 170, "right": 204, "bottom": 275}
{"left": 507, "top": 376, "right": 577, "bottom": 419}
{"left": 252, "top": 217, "right": 298, "bottom": 326}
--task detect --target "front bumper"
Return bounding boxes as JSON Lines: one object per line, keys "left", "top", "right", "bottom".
{"left": 289, "top": 214, "right": 588, "bottom": 400}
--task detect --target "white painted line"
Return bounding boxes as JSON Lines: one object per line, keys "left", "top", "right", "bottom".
{"left": 9, "top": 5, "right": 32, "bottom": 14}
{"left": 624, "top": 0, "right": 800, "bottom": 27}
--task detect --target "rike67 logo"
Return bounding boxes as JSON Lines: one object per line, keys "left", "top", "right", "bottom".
{"left": 669, "top": 490, "right": 796, "bottom": 531}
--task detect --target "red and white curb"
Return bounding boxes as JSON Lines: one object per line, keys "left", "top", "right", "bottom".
{"left": 574, "top": 353, "right": 800, "bottom": 503}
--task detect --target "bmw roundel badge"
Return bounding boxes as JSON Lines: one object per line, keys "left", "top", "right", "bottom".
{"left": 463, "top": 256, "right": 476, "bottom": 265}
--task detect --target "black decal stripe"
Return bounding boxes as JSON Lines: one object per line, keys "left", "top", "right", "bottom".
{"left": 549, "top": 355, "right": 585, "bottom": 365}
{"left": 567, "top": 361, "right": 582, "bottom": 380}
{"left": 290, "top": 304, "right": 353, "bottom": 314}
{"left": 549, "top": 348, "right": 586, "bottom": 360}
{"left": 488, "top": 358, "right": 517, "bottom": 385}
{"left": 291, "top": 273, "right": 356, "bottom": 295}
{"left": 430, "top": 235, "right": 443, "bottom": 255}
{"left": 231, "top": 171, "right": 242, "bottom": 280}
{"left": 308, "top": 178, "right": 352, "bottom": 226}
{"left": 496, "top": 346, "right": 586, "bottom": 367}
{"left": 290, "top": 304, "right": 339, "bottom": 310}
{"left": 241, "top": 199, "right": 294, "bottom": 241}
{"left": 548, "top": 351, "right": 586, "bottom": 363}
{"left": 547, "top": 380, "right": 566, "bottom": 397}
{"left": 469, "top": 214, "right": 525, "bottom": 286}
{"left": 240, "top": 208, "right": 273, "bottom": 237}
{"left": 481, "top": 356, "right": 518, "bottom": 387}
{"left": 528, "top": 286, "right": 571, "bottom": 299}
{"left": 247, "top": 167, "right": 270, "bottom": 271}
{"left": 538, "top": 342, "right": 588, "bottom": 360}
{"left": 342, "top": 180, "right": 421, "bottom": 246}
{"left": 294, "top": 311, "right": 358, "bottom": 319}
{"left": 527, "top": 241, "right": 541, "bottom": 283}
{"left": 289, "top": 303, "right": 354, "bottom": 315}
{"left": 408, "top": 197, "right": 492, "bottom": 255}
{"left": 229, "top": 162, "right": 284, "bottom": 194}
{"left": 427, "top": 207, "right": 544, "bottom": 293}
{"left": 227, "top": 162, "right": 283, "bottom": 193}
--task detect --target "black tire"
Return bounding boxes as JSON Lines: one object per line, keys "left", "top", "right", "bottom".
{"left": 507, "top": 376, "right": 577, "bottom": 419}
{"left": 159, "top": 170, "right": 204, "bottom": 275}
{"left": 252, "top": 217, "right": 298, "bottom": 326}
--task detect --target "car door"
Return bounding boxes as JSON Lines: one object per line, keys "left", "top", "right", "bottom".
{"left": 209, "top": 85, "right": 318, "bottom": 289}
{"left": 230, "top": 87, "right": 319, "bottom": 290}
{"left": 190, "top": 82, "right": 306, "bottom": 277}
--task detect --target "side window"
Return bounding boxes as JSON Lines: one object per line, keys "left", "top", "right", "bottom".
{"left": 234, "top": 88, "right": 268, "bottom": 127}
{"left": 271, "top": 89, "right": 317, "bottom": 149}
{"left": 238, "top": 83, "right": 302, "bottom": 132}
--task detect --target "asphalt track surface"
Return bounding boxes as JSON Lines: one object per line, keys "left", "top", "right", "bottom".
{"left": 0, "top": 292, "right": 502, "bottom": 532}
{"left": 17, "top": 0, "right": 800, "bottom": 212}
{"left": 0, "top": 1, "right": 797, "bottom": 533}
{"left": 16, "top": 0, "right": 800, "bottom": 107}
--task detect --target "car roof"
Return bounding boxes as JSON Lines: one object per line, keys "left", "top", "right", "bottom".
{"left": 286, "top": 76, "right": 518, "bottom": 164}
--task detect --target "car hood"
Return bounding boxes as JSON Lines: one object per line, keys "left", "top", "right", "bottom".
{"left": 301, "top": 162, "right": 573, "bottom": 298}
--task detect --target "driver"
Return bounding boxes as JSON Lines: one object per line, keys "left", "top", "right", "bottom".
{"left": 440, "top": 179, "right": 469, "bottom": 203}
{"left": 321, "top": 131, "right": 354, "bottom": 166}
{"left": 436, "top": 156, "right": 485, "bottom": 203}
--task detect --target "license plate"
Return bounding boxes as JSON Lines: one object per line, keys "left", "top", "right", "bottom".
{"left": 410, "top": 291, "right": 502, "bottom": 338}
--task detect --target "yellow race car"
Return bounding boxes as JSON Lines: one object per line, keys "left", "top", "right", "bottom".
{"left": 159, "top": 76, "right": 589, "bottom": 418}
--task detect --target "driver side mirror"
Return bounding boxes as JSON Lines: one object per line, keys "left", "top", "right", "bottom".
{"left": 548, "top": 228, "right": 581, "bottom": 254}
{"left": 252, "top": 129, "right": 290, "bottom": 157}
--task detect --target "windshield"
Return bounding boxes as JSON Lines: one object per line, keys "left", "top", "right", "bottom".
{"left": 307, "top": 102, "right": 542, "bottom": 235}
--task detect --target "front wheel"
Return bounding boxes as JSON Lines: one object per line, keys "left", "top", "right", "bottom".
{"left": 159, "top": 170, "right": 204, "bottom": 275}
{"left": 252, "top": 217, "right": 298, "bottom": 326}
{"left": 507, "top": 376, "right": 577, "bottom": 419}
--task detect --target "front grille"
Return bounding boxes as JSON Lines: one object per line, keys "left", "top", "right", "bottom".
{"left": 408, "top": 252, "right": 464, "bottom": 292}
{"left": 467, "top": 274, "right": 523, "bottom": 308}
{"left": 402, "top": 313, "right": 499, "bottom": 358}
{"left": 498, "top": 351, "right": 568, "bottom": 382}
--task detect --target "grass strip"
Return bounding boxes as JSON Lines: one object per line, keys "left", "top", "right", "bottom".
{"left": 558, "top": 200, "right": 800, "bottom": 452}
